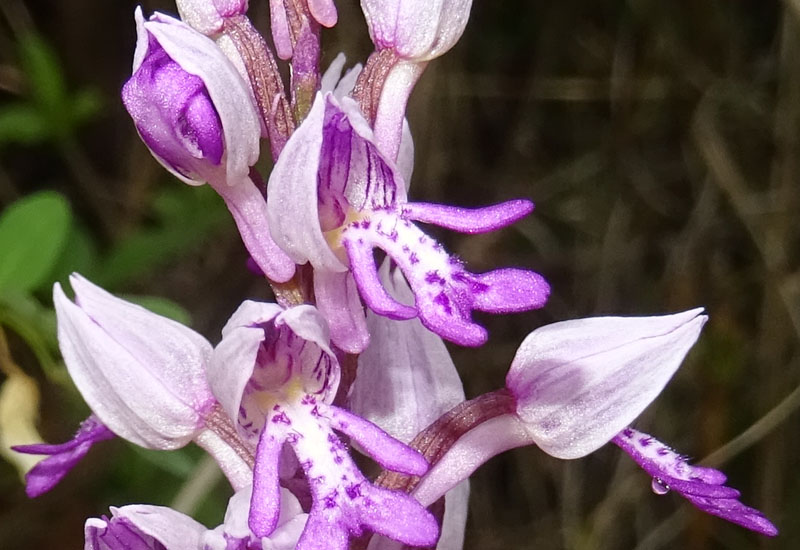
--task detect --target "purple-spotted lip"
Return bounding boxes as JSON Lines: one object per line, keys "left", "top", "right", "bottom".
{"left": 614, "top": 427, "right": 778, "bottom": 537}
{"left": 248, "top": 396, "right": 437, "bottom": 549}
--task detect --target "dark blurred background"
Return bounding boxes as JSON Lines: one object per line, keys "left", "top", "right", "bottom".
{"left": 1, "top": 1, "right": 798, "bottom": 548}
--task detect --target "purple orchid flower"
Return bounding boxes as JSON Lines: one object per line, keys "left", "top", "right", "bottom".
{"left": 412, "top": 308, "right": 710, "bottom": 503}
{"left": 36, "top": 274, "right": 252, "bottom": 494}
{"left": 175, "top": 0, "right": 249, "bottom": 36}
{"left": 208, "top": 301, "right": 438, "bottom": 550}
{"left": 53, "top": 274, "right": 215, "bottom": 450}
{"left": 267, "top": 92, "right": 549, "bottom": 352}
{"left": 122, "top": 8, "right": 295, "bottom": 282}
{"left": 403, "top": 308, "right": 777, "bottom": 536}
{"left": 85, "top": 505, "right": 207, "bottom": 550}
{"left": 12, "top": 415, "right": 114, "bottom": 498}
{"left": 85, "top": 484, "right": 307, "bottom": 550}
{"left": 613, "top": 427, "right": 778, "bottom": 537}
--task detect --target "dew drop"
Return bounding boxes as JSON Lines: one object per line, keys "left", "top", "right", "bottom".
{"left": 651, "top": 477, "right": 670, "bottom": 495}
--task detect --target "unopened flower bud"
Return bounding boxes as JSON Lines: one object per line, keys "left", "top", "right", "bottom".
{"left": 176, "top": 0, "right": 249, "bottom": 36}
{"left": 361, "top": 0, "right": 472, "bottom": 62}
{"left": 123, "top": 7, "right": 258, "bottom": 188}
{"left": 123, "top": 8, "right": 295, "bottom": 282}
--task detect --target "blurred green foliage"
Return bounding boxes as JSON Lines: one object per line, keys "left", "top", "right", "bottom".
{"left": 0, "top": 33, "right": 101, "bottom": 145}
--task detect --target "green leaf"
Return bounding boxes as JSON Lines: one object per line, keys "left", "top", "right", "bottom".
{"left": 0, "top": 293, "right": 59, "bottom": 376}
{"left": 50, "top": 224, "right": 98, "bottom": 285}
{"left": 121, "top": 295, "right": 192, "bottom": 326}
{"left": 18, "top": 33, "right": 67, "bottom": 116}
{"left": 97, "top": 185, "right": 229, "bottom": 287}
{"left": 0, "top": 104, "right": 49, "bottom": 145}
{"left": 0, "top": 192, "right": 72, "bottom": 293}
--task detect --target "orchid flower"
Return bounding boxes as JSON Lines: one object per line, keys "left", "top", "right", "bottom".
{"left": 53, "top": 274, "right": 215, "bottom": 449}
{"left": 85, "top": 484, "right": 307, "bottom": 550}
{"left": 268, "top": 92, "right": 549, "bottom": 352}
{"left": 122, "top": 8, "right": 295, "bottom": 282}
{"left": 208, "top": 301, "right": 438, "bottom": 549}
{"left": 404, "top": 309, "right": 776, "bottom": 536}
{"left": 361, "top": 0, "right": 472, "bottom": 63}
{"left": 15, "top": 274, "right": 252, "bottom": 495}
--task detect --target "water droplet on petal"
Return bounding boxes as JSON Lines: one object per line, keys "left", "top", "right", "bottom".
{"left": 651, "top": 477, "right": 670, "bottom": 495}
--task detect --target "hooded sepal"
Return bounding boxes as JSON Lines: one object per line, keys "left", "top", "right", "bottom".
{"left": 54, "top": 274, "right": 214, "bottom": 450}
{"left": 506, "top": 308, "right": 707, "bottom": 459}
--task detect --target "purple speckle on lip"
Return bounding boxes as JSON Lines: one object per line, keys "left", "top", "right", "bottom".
{"left": 346, "top": 483, "right": 362, "bottom": 500}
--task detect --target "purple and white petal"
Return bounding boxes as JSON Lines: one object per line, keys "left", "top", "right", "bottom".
{"left": 337, "top": 95, "right": 408, "bottom": 207}
{"left": 209, "top": 300, "right": 283, "bottom": 435}
{"left": 506, "top": 309, "right": 707, "bottom": 459}
{"left": 125, "top": 9, "right": 259, "bottom": 187}
{"left": 85, "top": 505, "right": 206, "bottom": 550}
{"left": 614, "top": 428, "right": 778, "bottom": 537}
{"left": 349, "top": 260, "right": 465, "bottom": 444}
{"left": 69, "top": 274, "right": 213, "bottom": 411}
{"left": 143, "top": 11, "right": 260, "bottom": 187}
{"left": 313, "top": 270, "right": 370, "bottom": 354}
{"left": 276, "top": 305, "right": 340, "bottom": 399}
{"left": 267, "top": 94, "right": 348, "bottom": 271}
